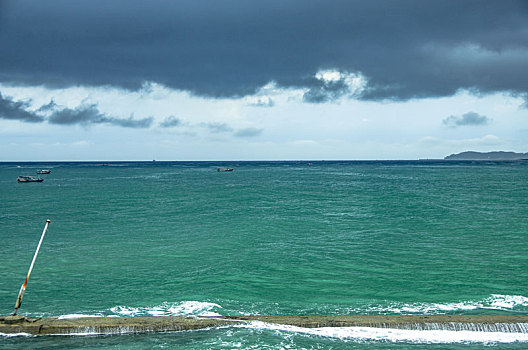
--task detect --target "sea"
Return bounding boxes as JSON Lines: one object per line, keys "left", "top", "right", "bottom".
{"left": 1, "top": 160, "right": 527, "bottom": 349}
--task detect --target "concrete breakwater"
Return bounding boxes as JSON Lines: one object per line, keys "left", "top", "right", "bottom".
{"left": 1, "top": 314, "right": 528, "bottom": 335}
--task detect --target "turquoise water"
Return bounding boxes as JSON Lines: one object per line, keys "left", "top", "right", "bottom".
{"left": 1, "top": 161, "right": 527, "bottom": 348}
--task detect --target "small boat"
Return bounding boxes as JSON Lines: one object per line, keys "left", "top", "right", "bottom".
{"left": 217, "top": 168, "right": 234, "bottom": 172}
{"left": 18, "top": 176, "right": 44, "bottom": 183}
{"left": 36, "top": 169, "right": 51, "bottom": 174}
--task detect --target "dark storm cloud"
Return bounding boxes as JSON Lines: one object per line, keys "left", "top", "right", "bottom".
{"left": 48, "top": 104, "right": 153, "bottom": 128}
{"left": 1, "top": 0, "right": 528, "bottom": 100}
{"left": 443, "top": 112, "right": 491, "bottom": 127}
{"left": 0, "top": 92, "right": 44, "bottom": 122}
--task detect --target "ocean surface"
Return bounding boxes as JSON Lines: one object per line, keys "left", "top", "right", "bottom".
{"left": 1, "top": 160, "right": 527, "bottom": 349}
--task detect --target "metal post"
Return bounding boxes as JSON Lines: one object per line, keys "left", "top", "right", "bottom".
{"left": 13, "top": 219, "right": 51, "bottom": 316}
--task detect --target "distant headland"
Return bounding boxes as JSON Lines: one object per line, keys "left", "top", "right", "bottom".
{"left": 444, "top": 151, "right": 528, "bottom": 160}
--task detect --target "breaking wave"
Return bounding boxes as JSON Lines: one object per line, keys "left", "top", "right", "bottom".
{"left": 359, "top": 294, "right": 528, "bottom": 314}
{"left": 234, "top": 321, "right": 528, "bottom": 344}
{"left": 109, "top": 301, "right": 222, "bottom": 317}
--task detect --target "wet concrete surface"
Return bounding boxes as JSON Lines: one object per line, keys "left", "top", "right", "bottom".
{"left": 1, "top": 314, "right": 527, "bottom": 335}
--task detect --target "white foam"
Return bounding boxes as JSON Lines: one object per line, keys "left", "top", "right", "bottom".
{"left": 57, "top": 314, "right": 103, "bottom": 320}
{"left": 110, "top": 301, "right": 222, "bottom": 317}
{"left": 485, "top": 294, "right": 528, "bottom": 310}
{"left": 0, "top": 332, "right": 34, "bottom": 338}
{"left": 110, "top": 305, "right": 140, "bottom": 316}
{"left": 235, "top": 321, "right": 528, "bottom": 344}
{"left": 361, "top": 294, "right": 528, "bottom": 314}
{"left": 168, "top": 301, "right": 222, "bottom": 316}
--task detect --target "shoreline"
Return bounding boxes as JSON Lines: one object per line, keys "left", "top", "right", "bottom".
{"left": 1, "top": 314, "right": 528, "bottom": 335}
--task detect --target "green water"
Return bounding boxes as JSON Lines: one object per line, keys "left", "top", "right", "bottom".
{"left": 1, "top": 161, "right": 527, "bottom": 348}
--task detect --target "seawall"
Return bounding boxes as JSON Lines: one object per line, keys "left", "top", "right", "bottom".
{"left": 2, "top": 314, "right": 528, "bottom": 335}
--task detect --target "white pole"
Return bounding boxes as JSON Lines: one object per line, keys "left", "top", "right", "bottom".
{"left": 13, "top": 219, "right": 51, "bottom": 315}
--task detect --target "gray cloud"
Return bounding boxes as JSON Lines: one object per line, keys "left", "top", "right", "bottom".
{"left": 159, "top": 115, "right": 182, "bottom": 128}
{"left": 203, "top": 122, "right": 233, "bottom": 133}
{"left": 0, "top": 92, "right": 152, "bottom": 128}
{"left": 443, "top": 112, "right": 491, "bottom": 127}
{"left": 0, "top": 1, "right": 527, "bottom": 101}
{"left": 36, "top": 99, "right": 57, "bottom": 112}
{"left": 48, "top": 104, "right": 152, "bottom": 128}
{"left": 303, "top": 78, "right": 349, "bottom": 103}
{"left": 48, "top": 104, "right": 104, "bottom": 125}
{"left": 247, "top": 97, "right": 275, "bottom": 107}
{"left": 234, "top": 127, "right": 263, "bottom": 137}
{"left": 0, "top": 92, "right": 44, "bottom": 122}
{"left": 108, "top": 115, "right": 153, "bottom": 128}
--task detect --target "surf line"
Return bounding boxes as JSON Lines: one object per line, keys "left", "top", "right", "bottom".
{"left": 1, "top": 315, "right": 527, "bottom": 335}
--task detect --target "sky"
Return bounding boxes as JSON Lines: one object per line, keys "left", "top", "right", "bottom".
{"left": 0, "top": 0, "right": 527, "bottom": 161}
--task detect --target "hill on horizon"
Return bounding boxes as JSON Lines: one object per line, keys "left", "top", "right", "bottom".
{"left": 444, "top": 151, "right": 528, "bottom": 160}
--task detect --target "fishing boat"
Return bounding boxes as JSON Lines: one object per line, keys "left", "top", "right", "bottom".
{"left": 17, "top": 176, "right": 44, "bottom": 183}
{"left": 36, "top": 169, "right": 51, "bottom": 174}
{"left": 217, "top": 168, "right": 234, "bottom": 172}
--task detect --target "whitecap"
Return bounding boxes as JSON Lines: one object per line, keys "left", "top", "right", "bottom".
{"left": 109, "top": 301, "right": 222, "bottom": 317}
{"left": 235, "top": 321, "right": 528, "bottom": 344}
{"left": 168, "top": 301, "right": 222, "bottom": 316}
{"left": 485, "top": 294, "right": 528, "bottom": 310}
{"left": 359, "top": 294, "right": 528, "bottom": 314}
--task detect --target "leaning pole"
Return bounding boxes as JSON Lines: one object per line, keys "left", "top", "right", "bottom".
{"left": 13, "top": 219, "right": 51, "bottom": 316}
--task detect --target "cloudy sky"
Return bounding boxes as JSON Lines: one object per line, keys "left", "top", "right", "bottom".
{"left": 1, "top": 0, "right": 527, "bottom": 160}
